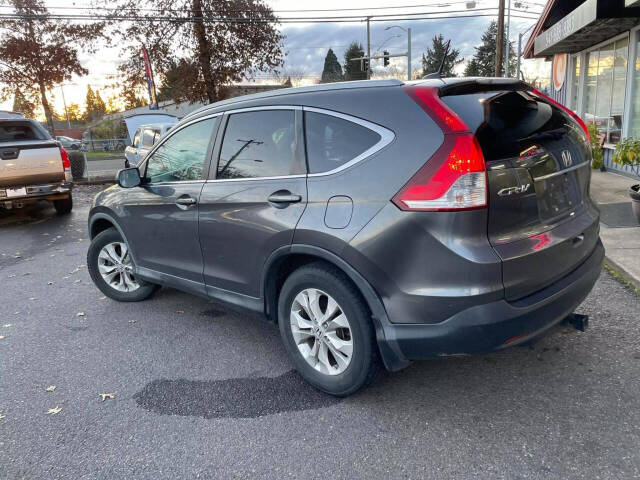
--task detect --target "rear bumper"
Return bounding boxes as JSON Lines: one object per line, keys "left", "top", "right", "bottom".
{"left": 379, "top": 239, "right": 604, "bottom": 365}
{"left": 0, "top": 181, "right": 72, "bottom": 205}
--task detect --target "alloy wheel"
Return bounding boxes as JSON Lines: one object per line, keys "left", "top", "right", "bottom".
{"left": 290, "top": 288, "right": 353, "bottom": 375}
{"left": 97, "top": 241, "right": 140, "bottom": 292}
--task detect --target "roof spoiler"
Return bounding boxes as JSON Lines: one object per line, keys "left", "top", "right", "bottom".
{"left": 437, "top": 78, "right": 532, "bottom": 96}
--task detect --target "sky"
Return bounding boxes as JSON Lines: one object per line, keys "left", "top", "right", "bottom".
{"left": 0, "top": 0, "right": 551, "bottom": 114}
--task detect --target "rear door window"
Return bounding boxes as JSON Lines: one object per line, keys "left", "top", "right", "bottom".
{"left": 217, "top": 110, "right": 303, "bottom": 179}
{"left": 304, "top": 111, "right": 381, "bottom": 174}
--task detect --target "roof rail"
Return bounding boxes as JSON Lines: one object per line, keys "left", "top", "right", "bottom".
{"left": 183, "top": 79, "right": 404, "bottom": 121}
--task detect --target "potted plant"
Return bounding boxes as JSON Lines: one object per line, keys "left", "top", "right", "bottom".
{"left": 587, "top": 124, "right": 604, "bottom": 171}
{"left": 612, "top": 137, "right": 640, "bottom": 222}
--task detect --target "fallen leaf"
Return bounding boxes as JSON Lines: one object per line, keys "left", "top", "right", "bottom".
{"left": 128, "top": 319, "right": 137, "bottom": 323}
{"left": 3, "top": 324, "right": 11, "bottom": 328}
{"left": 99, "top": 393, "right": 115, "bottom": 402}
{"left": 8, "top": 274, "right": 16, "bottom": 278}
{"left": 0, "top": 413, "right": 5, "bottom": 420}
{"left": 99, "top": 296, "right": 106, "bottom": 300}
{"left": 0, "top": 335, "right": 5, "bottom": 340}
{"left": 47, "top": 281, "right": 54, "bottom": 285}
{"left": 74, "top": 279, "right": 81, "bottom": 284}
{"left": 76, "top": 312, "right": 85, "bottom": 317}
{"left": 29, "top": 297, "right": 36, "bottom": 301}
{"left": 176, "top": 310, "right": 185, "bottom": 314}
{"left": 42, "top": 232, "right": 50, "bottom": 236}
{"left": 46, "top": 406, "right": 62, "bottom": 415}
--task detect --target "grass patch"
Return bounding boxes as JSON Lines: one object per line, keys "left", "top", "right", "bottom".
{"left": 85, "top": 151, "right": 124, "bottom": 160}
{"left": 604, "top": 263, "right": 640, "bottom": 296}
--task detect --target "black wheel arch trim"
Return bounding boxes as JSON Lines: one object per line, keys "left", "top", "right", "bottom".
{"left": 88, "top": 210, "right": 139, "bottom": 267}
{"left": 262, "top": 243, "right": 411, "bottom": 371}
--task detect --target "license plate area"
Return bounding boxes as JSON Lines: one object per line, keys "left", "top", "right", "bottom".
{"left": 6, "top": 187, "right": 27, "bottom": 198}
{"left": 535, "top": 172, "right": 580, "bottom": 221}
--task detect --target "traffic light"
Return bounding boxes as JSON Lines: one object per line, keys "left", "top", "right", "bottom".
{"left": 361, "top": 58, "right": 370, "bottom": 72}
{"left": 383, "top": 51, "right": 390, "bottom": 67}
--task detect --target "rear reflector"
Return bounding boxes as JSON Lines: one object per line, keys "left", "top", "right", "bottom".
{"left": 531, "top": 88, "right": 591, "bottom": 142}
{"left": 59, "top": 147, "right": 71, "bottom": 169}
{"left": 395, "top": 86, "right": 487, "bottom": 211}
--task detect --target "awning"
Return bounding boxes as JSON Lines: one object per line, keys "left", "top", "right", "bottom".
{"left": 527, "top": 0, "right": 640, "bottom": 58}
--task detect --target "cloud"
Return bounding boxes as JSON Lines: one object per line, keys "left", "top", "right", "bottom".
{"left": 280, "top": 17, "right": 536, "bottom": 76}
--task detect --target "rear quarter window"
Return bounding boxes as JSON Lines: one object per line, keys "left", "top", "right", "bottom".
{"left": 304, "top": 111, "right": 381, "bottom": 174}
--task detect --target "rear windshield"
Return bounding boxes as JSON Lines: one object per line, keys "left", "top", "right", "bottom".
{"left": 442, "top": 90, "right": 588, "bottom": 162}
{"left": 0, "top": 121, "right": 49, "bottom": 142}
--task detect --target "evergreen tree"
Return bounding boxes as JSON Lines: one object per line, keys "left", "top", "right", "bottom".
{"left": 84, "top": 85, "right": 106, "bottom": 121}
{"left": 343, "top": 42, "right": 366, "bottom": 81}
{"left": 421, "top": 34, "right": 463, "bottom": 78}
{"left": 464, "top": 21, "right": 517, "bottom": 77}
{"left": 157, "top": 61, "right": 181, "bottom": 102}
{"left": 320, "top": 48, "right": 343, "bottom": 83}
{"left": 11, "top": 88, "right": 36, "bottom": 117}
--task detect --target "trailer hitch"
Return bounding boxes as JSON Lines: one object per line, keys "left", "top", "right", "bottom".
{"left": 564, "top": 313, "right": 589, "bottom": 332}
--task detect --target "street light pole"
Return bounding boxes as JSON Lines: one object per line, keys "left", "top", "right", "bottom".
{"left": 366, "top": 17, "right": 371, "bottom": 80}
{"left": 385, "top": 25, "right": 412, "bottom": 81}
{"left": 407, "top": 27, "right": 412, "bottom": 81}
{"left": 516, "top": 23, "right": 536, "bottom": 81}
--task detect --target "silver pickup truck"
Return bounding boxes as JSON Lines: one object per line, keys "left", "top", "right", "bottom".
{"left": 0, "top": 113, "right": 73, "bottom": 214}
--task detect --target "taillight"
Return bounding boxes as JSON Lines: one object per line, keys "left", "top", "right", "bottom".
{"left": 394, "top": 86, "right": 487, "bottom": 211}
{"left": 531, "top": 88, "right": 591, "bottom": 142}
{"left": 59, "top": 146, "right": 70, "bottom": 169}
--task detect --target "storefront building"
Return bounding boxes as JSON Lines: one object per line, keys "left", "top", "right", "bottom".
{"left": 524, "top": 0, "right": 640, "bottom": 177}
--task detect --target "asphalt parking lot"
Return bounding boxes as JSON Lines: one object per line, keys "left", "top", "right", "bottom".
{"left": 1, "top": 185, "right": 639, "bottom": 479}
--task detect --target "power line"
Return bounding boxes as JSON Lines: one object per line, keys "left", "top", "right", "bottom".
{"left": 0, "top": 9, "right": 540, "bottom": 24}
{"left": 0, "top": 1, "right": 520, "bottom": 14}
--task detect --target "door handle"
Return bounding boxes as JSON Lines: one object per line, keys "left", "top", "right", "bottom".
{"left": 175, "top": 196, "right": 197, "bottom": 206}
{"left": 268, "top": 192, "right": 302, "bottom": 204}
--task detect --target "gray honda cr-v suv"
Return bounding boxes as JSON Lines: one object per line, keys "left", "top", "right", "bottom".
{"left": 87, "top": 78, "right": 604, "bottom": 396}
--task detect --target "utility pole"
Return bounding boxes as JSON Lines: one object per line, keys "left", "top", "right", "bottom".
{"left": 495, "top": 0, "right": 505, "bottom": 77}
{"left": 407, "top": 27, "right": 412, "bottom": 80}
{"left": 366, "top": 17, "right": 371, "bottom": 79}
{"left": 59, "top": 85, "right": 71, "bottom": 129}
{"left": 505, "top": 0, "right": 512, "bottom": 77}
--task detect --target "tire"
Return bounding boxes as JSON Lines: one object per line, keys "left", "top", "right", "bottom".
{"left": 69, "top": 151, "right": 85, "bottom": 179}
{"left": 278, "top": 262, "right": 380, "bottom": 396}
{"left": 53, "top": 194, "right": 73, "bottom": 215}
{"left": 87, "top": 227, "right": 158, "bottom": 302}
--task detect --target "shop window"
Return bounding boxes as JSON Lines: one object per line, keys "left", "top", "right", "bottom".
{"left": 630, "top": 31, "right": 640, "bottom": 139}
{"left": 583, "top": 37, "right": 628, "bottom": 144}
{"left": 569, "top": 55, "right": 581, "bottom": 112}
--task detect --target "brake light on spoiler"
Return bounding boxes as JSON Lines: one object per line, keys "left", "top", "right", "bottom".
{"left": 394, "top": 86, "right": 487, "bottom": 211}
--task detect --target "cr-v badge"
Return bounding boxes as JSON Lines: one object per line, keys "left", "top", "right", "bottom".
{"left": 497, "top": 184, "right": 531, "bottom": 196}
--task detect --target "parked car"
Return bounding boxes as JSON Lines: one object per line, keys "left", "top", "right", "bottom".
{"left": 124, "top": 123, "right": 176, "bottom": 165}
{"left": 87, "top": 78, "right": 603, "bottom": 396}
{"left": 56, "top": 135, "right": 82, "bottom": 150}
{"left": 1, "top": 117, "right": 73, "bottom": 214}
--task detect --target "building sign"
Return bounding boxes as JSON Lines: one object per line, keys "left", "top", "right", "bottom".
{"left": 534, "top": 0, "right": 597, "bottom": 56}
{"left": 552, "top": 54, "right": 568, "bottom": 91}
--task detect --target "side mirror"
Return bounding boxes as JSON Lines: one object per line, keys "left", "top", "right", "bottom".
{"left": 117, "top": 167, "right": 141, "bottom": 188}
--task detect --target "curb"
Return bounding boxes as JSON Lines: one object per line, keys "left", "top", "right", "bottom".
{"left": 604, "top": 255, "right": 640, "bottom": 292}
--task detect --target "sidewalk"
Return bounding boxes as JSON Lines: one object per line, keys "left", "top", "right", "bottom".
{"left": 590, "top": 170, "right": 640, "bottom": 290}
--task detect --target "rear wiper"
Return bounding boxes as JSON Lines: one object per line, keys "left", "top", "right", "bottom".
{"left": 518, "top": 128, "right": 566, "bottom": 142}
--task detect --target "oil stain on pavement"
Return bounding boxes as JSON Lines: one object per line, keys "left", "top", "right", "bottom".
{"left": 134, "top": 370, "right": 341, "bottom": 419}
